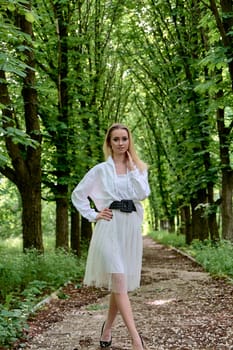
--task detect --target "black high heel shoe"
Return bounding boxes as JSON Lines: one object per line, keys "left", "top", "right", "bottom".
{"left": 139, "top": 334, "right": 146, "bottom": 350}
{"left": 100, "top": 322, "right": 112, "bottom": 348}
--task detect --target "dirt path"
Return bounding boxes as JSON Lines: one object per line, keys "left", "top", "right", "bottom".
{"left": 23, "top": 237, "right": 233, "bottom": 350}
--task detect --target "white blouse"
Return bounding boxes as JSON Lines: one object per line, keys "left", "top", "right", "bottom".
{"left": 71, "top": 156, "right": 150, "bottom": 222}
{"left": 116, "top": 174, "right": 128, "bottom": 199}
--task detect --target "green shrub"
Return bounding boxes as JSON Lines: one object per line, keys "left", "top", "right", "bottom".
{"left": 0, "top": 307, "right": 28, "bottom": 347}
{"left": 0, "top": 248, "right": 87, "bottom": 347}
{"left": 0, "top": 249, "right": 86, "bottom": 301}
{"left": 189, "top": 239, "right": 233, "bottom": 278}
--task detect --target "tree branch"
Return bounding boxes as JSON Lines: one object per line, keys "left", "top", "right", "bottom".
{"left": 0, "top": 165, "right": 17, "bottom": 184}
{"left": 209, "top": 0, "right": 230, "bottom": 47}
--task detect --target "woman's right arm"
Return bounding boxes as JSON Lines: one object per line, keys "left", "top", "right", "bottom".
{"left": 71, "top": 168, "right": 99, "bottom": 222}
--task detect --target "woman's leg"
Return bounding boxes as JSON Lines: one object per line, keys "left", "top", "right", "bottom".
{"left": 113, "top": 292, "right": 143, "bottom": 349}
{"left": 101, "top": 292, "right": 143, "bottom": 349}
{"left": 102, "top": 273, "right": 143, "bottom": 349}
{"left": 101, "top": 292, "right": 118, "bottom": 341}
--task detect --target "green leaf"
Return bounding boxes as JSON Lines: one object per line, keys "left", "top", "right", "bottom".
{"left": 25, "top": 12, "right": 35, "bottom": 23}
{"left": 7, "top": 3, "right": 15, "bottom": 11}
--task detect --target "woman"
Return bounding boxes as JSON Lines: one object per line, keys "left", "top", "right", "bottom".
{"left": 71, "top": 123, "right": 150, "bottom": 350}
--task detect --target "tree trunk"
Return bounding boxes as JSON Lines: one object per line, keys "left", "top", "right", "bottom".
{"left": 53, "top": 1, "right": 70, "bottom": 248}
{"left": 207, "top": 183, "right": 220, "bottom": 241}
{"left": 56, "top": 184, "right": 69, "bottom": 249}
{"left": 0, "top": 4, "right": 43, "bottom": 251}
{"left": 153, "top": 217, "right": 159, "bottom": 231}
{"left": 20, "top": 6, "right": 43, "bottom": 250}
{"left": 81, "top": 217, "right": 92, "bottom": 243}
{"left": 180, "top": 205, "right": 192, "bottom": 244}
{"left": 201, "top": 136, "right": 219, "bottom": 241}
{"left": 208, "top": 210, "right": 220, "bottom": 242}
{"left": 210, "top": 0, "right": 233, "bottom": 241}
{"left": 71, "top": 209, "right": 81, "bottom": 256}
{"left": 20, "top": 182, "right": 43, "bottom": 251}
{"left": 168, "top": 217, "right": 175, "bottom": 233}
{"left": 190, "top": 189, "right": 209, "bottom": 242}
{"left": 216, "top": 105, "right": 233, "bottom": 240}
{"left": 221, "top": 169, "right": 233, "bottom": 240}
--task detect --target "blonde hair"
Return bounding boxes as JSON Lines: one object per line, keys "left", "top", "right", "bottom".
{"left": 103, "top": 123, "right": 148, "bottom": 171}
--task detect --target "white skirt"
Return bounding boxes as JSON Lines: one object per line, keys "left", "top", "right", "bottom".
{"left": 83, "top": 209, "right": 143, "bottom": 293}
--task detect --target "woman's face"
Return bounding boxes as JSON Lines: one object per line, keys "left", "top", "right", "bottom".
{"left": 109, "top": 128, "right": 129, "bottom": 156}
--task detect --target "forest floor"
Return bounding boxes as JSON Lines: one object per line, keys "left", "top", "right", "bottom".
{"left": 14, "top": 236, "right": 233, "bottom": 350}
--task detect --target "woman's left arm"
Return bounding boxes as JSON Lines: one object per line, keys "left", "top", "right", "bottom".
{"left": 126, "top": 152, "right": 150, "bottom": 200}
{"left": 128, "top": 168, "right": 150, "bottom": 200}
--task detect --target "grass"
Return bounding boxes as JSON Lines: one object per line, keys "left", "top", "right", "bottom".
{"left": 149, "top": 230, "right": 186, "bottom": 248}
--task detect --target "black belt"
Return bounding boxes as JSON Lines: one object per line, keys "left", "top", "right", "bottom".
{"left": 109, "top": 200, "right": 136, "bottom": 213}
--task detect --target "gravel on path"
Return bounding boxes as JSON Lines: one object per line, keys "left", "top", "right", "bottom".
{"left": 19, "top": 236, "right": 233, "bottom": 350}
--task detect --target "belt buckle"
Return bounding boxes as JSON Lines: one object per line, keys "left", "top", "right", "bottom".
{"left": 121, "top": 200, "right": 132, "bottom": 212}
